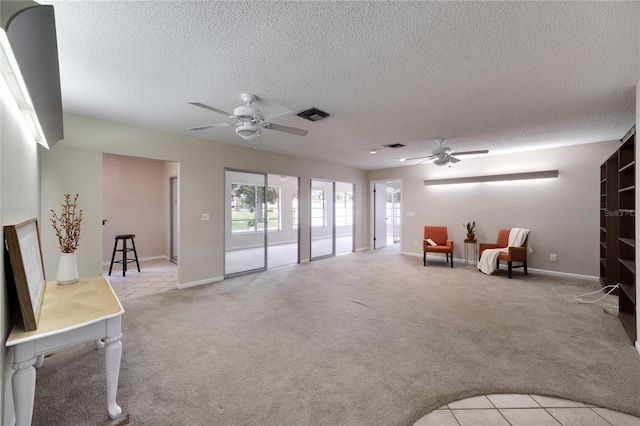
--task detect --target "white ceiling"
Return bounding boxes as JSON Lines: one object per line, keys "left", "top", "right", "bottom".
{"left": 43, "top": 1, "right": 639, "bottom": 170}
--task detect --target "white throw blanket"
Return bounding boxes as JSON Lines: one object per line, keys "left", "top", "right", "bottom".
{"left": 478, "top": 228, "right": 529, "bottom": 275}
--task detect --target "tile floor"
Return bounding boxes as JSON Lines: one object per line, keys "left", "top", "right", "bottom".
{"left": 104, "top": 260, "right": 639, "bottom": 426}
{"left": 102, "top": 258, "right": 177, "bottom": 300}
{"left": 415, "top": 394, "right": 640, "bottom": 426}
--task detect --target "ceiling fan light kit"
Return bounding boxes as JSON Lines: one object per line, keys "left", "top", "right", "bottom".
{"left": 235, "top": 123, "right": 261, "bottom": 140}
{"left": 187, "top": 93, "right": 309, "bottom": 141}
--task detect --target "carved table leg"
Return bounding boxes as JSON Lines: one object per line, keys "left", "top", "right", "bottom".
{"left": 12, "top": 357, "right": 38, "bottom": 426}
{"left": 34, "top": 354, "right": 45, "bottom": 368}
{"left": 94, "top": 338, "right": 105, "bottom": 349}
{"left": 104, "top": 333, "right": 123, "bottom": 419}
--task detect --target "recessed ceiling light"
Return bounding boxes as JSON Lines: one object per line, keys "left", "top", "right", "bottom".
{"left": 399, "top": 158, "right": 406, "bottom": 162}
{"left": 369, "top": 149, "right": 378, "bottom": 154}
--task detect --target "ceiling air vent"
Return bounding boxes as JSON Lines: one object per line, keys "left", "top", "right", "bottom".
{"left": 383, "top": 143, "right": 405, "bottom": 149}
{"left": 297, "top": 107, "right": 331, "bottom": 122}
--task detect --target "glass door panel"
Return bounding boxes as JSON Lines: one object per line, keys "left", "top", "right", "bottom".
{"left": 335, "top": 181, "right": 354, "bottom": 255}
{"left": 311, "top": 179, "right": 335, "bottom": 259}
{"left": 225, "top": 170, "right": 267, "bottom": 276}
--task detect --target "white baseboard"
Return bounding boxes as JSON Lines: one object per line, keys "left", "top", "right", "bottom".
{"left": 636, "top": 341, "right": 640, "bottom": 357}
{"left": 177, "top": 276, "right": 223, "bottom": 289}
{"left": 527, "top": 268, "right": 598, "bottom": 282}
{"left": 356, "top": 247, "right": 370, "bottom": 252}
{"left": 300, "top": 258, "right": 310, "bottom": 263}
{"left": 401, "top": 251, "right": 422, "bottom": 258}
{"left": 400, "top": 252, "right": 598, "bottom": 280}
{"left": 102, "top": 255, "right": 168, "bottom": 266}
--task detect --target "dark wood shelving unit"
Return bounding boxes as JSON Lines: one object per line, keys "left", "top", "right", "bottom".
{"left": 599, "top": 153, "right": 618, "bottom": 289}
{"left": 616, "top": 126, "right": 636, "bottom": 343}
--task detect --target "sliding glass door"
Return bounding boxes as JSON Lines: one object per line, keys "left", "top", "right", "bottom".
{"left": 310, "top": 179, "right": 335, "bottom": 259}
{"left": 225, "top": 170, "right": 267, "bottom": 276}
{"left": 335, "top": 181, "right": 354, "bottom": 255}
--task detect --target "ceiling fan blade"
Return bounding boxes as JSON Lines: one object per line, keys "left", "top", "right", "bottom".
{"left": 189, "top": 123, "right": 232, "bottom": 131}
{"left": 404, "top": 155, "right": 436, "bottom": 161}
{"left": 450, "top": 149, "right": 489, "bottom": 156}
{"left": 265, "top": 123, "right": 308, "bottom": 137}
{"left": 259, "top": 104, "right": 292, "bottom": 121}
{"left": 449, "top": 156, "right": 461, "bottom": 163}
{"left": 187, "top": 101, "right": 232, "bottom": 117}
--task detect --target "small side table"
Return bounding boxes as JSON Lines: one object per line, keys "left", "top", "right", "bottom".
{"left": 464, "top": 239, "right": 478, "bottom": 266}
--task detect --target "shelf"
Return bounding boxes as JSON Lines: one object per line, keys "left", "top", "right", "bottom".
{"left": 600, "top": 241, "right": 606, "bottom": 249}
{"left": 600, "top": 257, "right": 606, "bottom": 266}
{"left": 600, "top": 227, "right": 606, "bottom": 232}
{"left": 619, "top": 238, "right": 635, "bottom": 248}
{"left": 619, "top": 283, "right": 636, "bottom": 302}
{"left": 618, "top": 161, "right": 635, "bottom": 173}
{"left": 618, "top": 185, "right": 635, "bottom": 193}
{"left": 619, "top": 258, "right": 635, "bottom": 274}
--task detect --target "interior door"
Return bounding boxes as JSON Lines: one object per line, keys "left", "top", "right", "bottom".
{"left": 225, "top": 170, "right": 267, "bottom": 276}
{"left": 170, "top": 176, "right": 178, "bottom": 263}
{"left": 374, "top": 183, "right": 387, "bottom": 249}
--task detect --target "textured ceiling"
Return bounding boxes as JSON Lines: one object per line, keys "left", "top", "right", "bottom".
{"left": 42, "top": 1, "right": 639, "bottom": 170}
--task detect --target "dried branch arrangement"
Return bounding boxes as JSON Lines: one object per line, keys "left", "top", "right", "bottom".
{"left": 50, "top": 194, "right": 83, "bottom": 253}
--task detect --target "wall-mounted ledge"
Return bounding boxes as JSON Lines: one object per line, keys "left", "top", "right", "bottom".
{"left": 423, "top": 170, "right": 559, "bottom": 186}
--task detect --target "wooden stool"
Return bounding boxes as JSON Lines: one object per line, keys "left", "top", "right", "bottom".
{"left": 108, "top": 234, "right": 140, "bottom": 276}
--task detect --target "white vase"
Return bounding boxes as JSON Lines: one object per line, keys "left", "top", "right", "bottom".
{"left": 57, "top": 252, "right": 79, "bottom": 285}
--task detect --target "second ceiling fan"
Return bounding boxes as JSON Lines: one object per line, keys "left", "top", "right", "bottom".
{"left": 404, "top": 139, "right": 489, "bottom": 166}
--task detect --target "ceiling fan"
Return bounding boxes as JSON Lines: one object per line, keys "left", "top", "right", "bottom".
{"left": 187, "top": 93, "right": 309, "bottom": 141}
{"left": 402, "top": 139, "right": 489, "bottom": 166}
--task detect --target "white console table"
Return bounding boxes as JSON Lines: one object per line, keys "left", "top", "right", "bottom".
{"left": 5, "top": 276, "right": 124, "bottom": 425}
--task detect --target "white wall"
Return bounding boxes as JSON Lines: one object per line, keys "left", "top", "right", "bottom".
{"left": 39, "top": 113, "right": 368, "bottom": 285}
{"left": 1, "top": 78, "right": 41, "bottom": 425}
{"left": 367, "top": 141, "right": 620, "bottom": 277}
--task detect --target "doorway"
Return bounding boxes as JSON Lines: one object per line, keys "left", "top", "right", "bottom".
{"left": 224, "top": 170, "right": 300, "bottom": 277}
{"left": 102, "top": 154, "right": 179, "bottom": 269}
{"left": 372, "top": 179, "right": 401, "bottom": 249}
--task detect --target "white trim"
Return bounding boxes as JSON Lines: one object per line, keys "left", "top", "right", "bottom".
{"left": 527, "top": 268, "right": 598, "bottom": 282}
{"left": 635, "top": 341, "right": 640, "bottom": 357}
{"left": 401, "top": 251, "right": 422, "bottom": 258}
{"left": 101, "top": 255, "right": 168, "bottom": 267}
{"left": 356, "top": 247, "right": 370, "bottom": 252}
{"left": 177, "top": 276, "right": 223, "bottom": 289}
{"left": 401, "top": 252, "right": 599, "bottom": 281}
{"left": 300, "top": 258, "right": 310, "bottom": 263}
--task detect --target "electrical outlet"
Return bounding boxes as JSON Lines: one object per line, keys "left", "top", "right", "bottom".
{"left": 550, "top": 254, "right": 557, "bottom": 262}
{"left": 201, "top": 213, "right": 210, "bottom": 221}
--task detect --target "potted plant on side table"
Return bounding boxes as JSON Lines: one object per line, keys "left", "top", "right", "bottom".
{"left": 463, "top": 221, "right": 476, "bottom": 241}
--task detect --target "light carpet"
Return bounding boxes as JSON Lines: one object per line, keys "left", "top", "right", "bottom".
{"left": 31, "top": 248, "right": 640, "bottom": 425}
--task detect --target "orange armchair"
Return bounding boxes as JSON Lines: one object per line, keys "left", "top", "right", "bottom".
{"left": 423, "top": 226, "right": 454, "bottom": 268}
{"left": 479, "top": 229, "right": 529, "bottom": 278}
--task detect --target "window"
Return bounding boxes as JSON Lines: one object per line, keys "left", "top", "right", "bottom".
{"left": 230, "top": 184, "right": 279, "bottom": 233}
{"left": 292, "top": 188, "right": 299, "bottom": 229}
{"left": 266, "top": 186, "right": 280, "bottom": 231}
{"left": 335, "top": 191, "right": 353, "bottom": 226}
{"left": 311, "top": 189, "right": 326, "bottom": 227}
